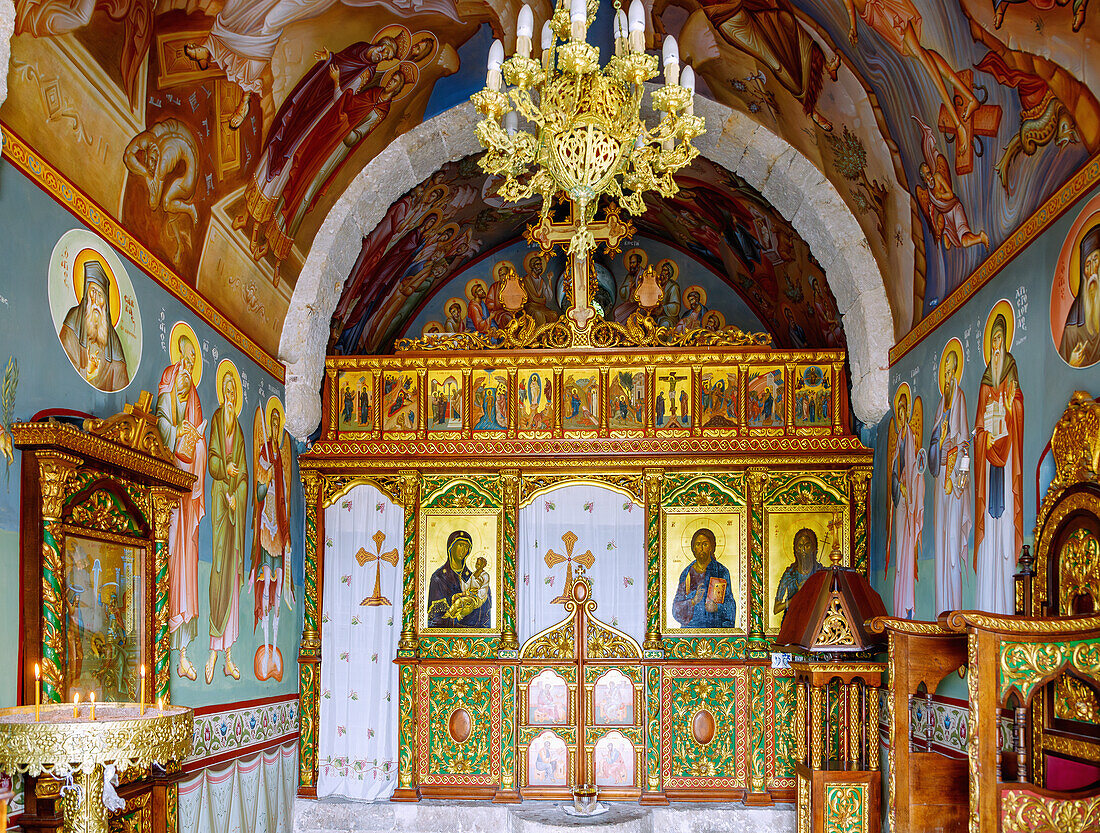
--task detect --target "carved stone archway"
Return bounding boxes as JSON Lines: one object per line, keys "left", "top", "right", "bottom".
{"left": 279, "top": 98, "right": 892, "bottom": 437}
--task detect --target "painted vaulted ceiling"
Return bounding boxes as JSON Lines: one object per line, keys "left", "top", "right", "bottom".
{"left": 3, "top": 0, "right": 1096, "bottom": 356}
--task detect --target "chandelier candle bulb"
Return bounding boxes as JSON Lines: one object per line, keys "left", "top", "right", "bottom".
{"left": 682, "top": 65, "right": 695, "bottom": 114}
{"left": 662, "top": 35, "right": 679, "bottom": 85}
{"left": 614, "top": 9, "right": 627, "bottom": 55}
{"left": 34, "top": 663, "right": 40, "bottom": 722}
{"left": 487, "top": 39, "right": 504, "bottom": 91}
{"left": 541, "top": 21, "right": 553, "bottom": 68}
{"left": 628, "top": 0, "right": 645, "bottom": 51}
{"left": 517, "top": 5, "right": 533, "bottom": 58}
{"left": 570, "top": 0, "right": 586, "bottom": 41}
{"left": 504, "top": 110, "right": 518, "bottom": 136}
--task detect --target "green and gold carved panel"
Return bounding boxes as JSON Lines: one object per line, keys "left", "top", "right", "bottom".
{"left": 662, "top": 666, "right": 748, "bottom": 789}
{"left": 418, "top": 666, "right": 501, "bottom": 786}
{"left": 824, "top": 782, "right": 868, "bottom": 833}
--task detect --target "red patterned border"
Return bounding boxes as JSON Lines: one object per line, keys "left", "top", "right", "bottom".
{"left": 660, "top": 666, "right": 749, "bottom": 789}
{"left": 890, "top": 152, "right": 1100, "bottom": 365}
{"left": 0, "top": 123, "right": 285, "bottom": 381}
{"left": 416, "top": 664, "right": 501, "bottom": 786}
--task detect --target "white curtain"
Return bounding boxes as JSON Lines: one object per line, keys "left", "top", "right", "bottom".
{"left": 517, "top": 483, "right": 645, "bottom": 645}
{"left": 318, "top": 484, "right": 403, "bottom": 800}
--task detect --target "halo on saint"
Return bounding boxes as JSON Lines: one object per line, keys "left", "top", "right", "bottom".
{"left": 680, "top": 521, "right": 727, "bottom": 561}
{"left": 382, "top": 61, "right": 420, "bottom": 103}
{"left": 372, "top": 24, "right": 412, "bottom": 63}
{"left": 265, "top": 395, "right": 285, "bottom": 434}
{"left": 892, "top": 382, "right": 912, "bottom": 418}
{"left": 683, "top": 284, "right": 707, "bottom": 307}
{"left": 983, "top": 299, "right": 1015, "bottom": 365}
{"left": 73, "top": 248, "right": 122, "bottom": 327}
{"left": 939, "top": 338, "right": 964, "bottom": 395}
{"left": 465, "top": 277, "right": 488, "bottom": 300}
{"left": 216, "top": 359, "right": 243, "bottom": 416}
{"left": 169, "top": 321, "right": 203, "bottom": 386}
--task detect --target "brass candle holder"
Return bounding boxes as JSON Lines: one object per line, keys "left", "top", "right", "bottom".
{"left": 0, "top": 703, "right": 192, "bottom": 833}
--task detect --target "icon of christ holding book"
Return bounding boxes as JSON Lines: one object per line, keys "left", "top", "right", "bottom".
{"left": 672, "top": 528, "right": 736, "bottom": 628}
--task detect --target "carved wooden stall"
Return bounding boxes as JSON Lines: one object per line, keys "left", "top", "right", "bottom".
{"left": 943, "top": 611, "right": 1100, "bottom": 833}
{"left": 867, "top": 618, "right": 969, "bottom": 833}
{"left": 295, "top": 331, "right": 874, "bottom": 804}
{"left": 12, "top": 393, "right": 194, "bottom": 833}
{"left": 1021, "top": 390, "right": 1100, "bottom": 791}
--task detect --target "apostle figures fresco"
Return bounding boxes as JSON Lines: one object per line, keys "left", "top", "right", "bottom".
{"left": 59, "top": 260, "right": 130, "bottom": 392}
{"left": 974, "top": 305, "right": 1024, "bottom": 615}
{"left": 206, "top": 361, "right": 248, "bottom": 683}
{"left": 156, "top": 326, "right": 207, "bottom": 681}
{"left": 251, "top": 398, "right": 294, "bottom": 680}
{"left": 1059, "top": 226, "right": 1100, "bottom": 368}
{"left": 426, "top": 530, "right": 492, "bottom": 628}
{"left": 671, "top": 528, "right": 736, "bottom": 628}
{"left": 928, "top": 340, "right": 972, "bottom": 616}
{"left": 887, "top": 386, "right": 924, "bottom": 618}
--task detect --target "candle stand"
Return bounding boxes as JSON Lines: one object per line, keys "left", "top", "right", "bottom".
{"left": 0, "top": 703, "right": 192, "bottom": 833}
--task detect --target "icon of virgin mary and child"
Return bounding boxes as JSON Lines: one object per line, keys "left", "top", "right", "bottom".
{"left": 426, "top": 530, "right": 492, "bottom": 628}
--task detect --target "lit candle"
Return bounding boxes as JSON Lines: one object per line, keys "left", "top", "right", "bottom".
{"left": 628, "top": 0, "right": 645, "bottom": 53}
{"left": 662, "top": 35, "right": 679, "bottom": 86}
{"left": 682, "top": 65, "right": 696, "bottom": 115}
{"left": 517, "top": 5, "right": 533, "bottom": 59}
{"left": 140, "top": 664, "right": 146, "bottom": 716}
{"left": 570, "top": 0, "right": 586, "bottom": 41}
{"left": 487, "top": 39, "right": 504, "bottom": 92}
{"left": 73, "top": 693, "right": 79, "bottom": 719}
{"left": 157, "top": 697, "right": 163, "bottom": 712}
{"left": 90, "top": 692, "right": 96, "bottom": 720}
{"left": 34, "top": 663, "right": 40, "bottom": 722}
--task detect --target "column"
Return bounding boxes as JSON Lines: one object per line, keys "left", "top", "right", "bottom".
{"left": 38, "top": 451, "right": 81, "bottom": 703}
{"left": 643, "top": 468, "right": 664, "bottom": 652}
{"left": 297, "top": 470, "right": 322, "bottom": 796}
{"left": 151, "top": 489, "right": 181, "bottom": 705}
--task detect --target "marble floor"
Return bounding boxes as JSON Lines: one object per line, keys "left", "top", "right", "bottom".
{"left": 293, "top": 797, "right": 795, "bottom": 833}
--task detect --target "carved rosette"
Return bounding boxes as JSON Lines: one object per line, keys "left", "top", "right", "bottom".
{"left": 824, "top": 783, "right": 867, "bottom": 833}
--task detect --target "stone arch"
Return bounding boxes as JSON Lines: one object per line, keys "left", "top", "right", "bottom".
{"left": 280, "top": 98, "right": 892, "bottom": 437}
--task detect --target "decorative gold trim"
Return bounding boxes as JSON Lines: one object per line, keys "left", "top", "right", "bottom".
{"left": 1000, "top": 787, "right": 1100, "bottom": 833}
{"left": 83, "top": 391, "right": 175, "bottom": 465}
{"left": 1044, "top": 733, "right": 1100, "bottom": 762}
{"left": 816, "top": 596, "right": 856, "bottom": 647}
{"left": 945, "top": 610, "right": 1100, "bottom": 635}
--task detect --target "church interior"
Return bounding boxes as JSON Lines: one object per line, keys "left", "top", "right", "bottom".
{"left": 0, "top": 0, "right": 1097, "bottom": 831}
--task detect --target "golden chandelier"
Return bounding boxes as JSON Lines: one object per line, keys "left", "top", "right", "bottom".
{"left": 472, "top": 0, "right": 704, "bottom": 258}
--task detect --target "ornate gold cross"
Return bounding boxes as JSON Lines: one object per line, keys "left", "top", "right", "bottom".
{"left": 545, "top": 530, "right": 596, "bottom": 605}
{"left": 356, "top": 529, "right": 400, "bottom": 607}
{"left": 525, "top": 202, "right": 633, "bottom": 332}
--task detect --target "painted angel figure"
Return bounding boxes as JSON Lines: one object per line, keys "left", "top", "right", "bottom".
{"left": 886, "top": 386, "right": 925, "bottom": 619}
{"left": 913, "top": 117, "right": 989, "bottom": 252}
{"left": 251, "top": 397, "right": 294, "bottom": 681}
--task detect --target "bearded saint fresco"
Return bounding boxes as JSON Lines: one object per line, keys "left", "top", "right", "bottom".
{"left": 1059, "top": 226, "right": 1100, "bottom": 368}
{"left": 973, "top": 305, "right": 1024, "bottom": 616}
{"left": 59, "top": 260, "right": 130, "bottom": 392}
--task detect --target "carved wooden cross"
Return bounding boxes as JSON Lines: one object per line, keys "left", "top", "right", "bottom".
{"left": 545, "top": 530, "right": 596, "bottom": 606}
{"left": 526, "top": 201, "right": 633, "bottom": 330}
{"left": 356, "top": 529, "right": 400, "bottom": 607}
{"left": 937, "top": 72, "right": 1002, "bottom": 176}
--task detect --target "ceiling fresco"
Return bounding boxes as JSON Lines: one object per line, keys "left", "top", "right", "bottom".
{"left": 4, "top": 0, "right": 1096, "bottom": 355}
{"left": 328, "top": 156, "right": 846, "bottom": 353}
